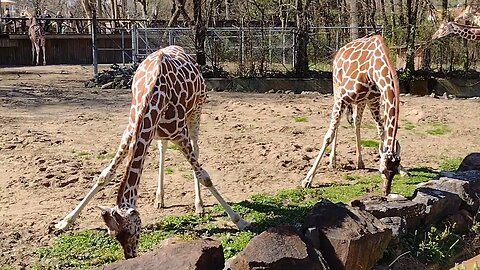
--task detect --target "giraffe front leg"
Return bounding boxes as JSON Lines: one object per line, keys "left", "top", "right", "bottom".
{"left": 155, "top": 140, "right": 167, "bottom": 209}
{"left": 31, "top": 44, "right": 36, "bottom": 65}
{"left": 42, "top": 45, "right": 46, "bottom": 65}
{"left": 302, "top": 99, "right": 345, "bottom": 188}
{"left": 35, "top": 44, "right": 40, "bottom": 66}
{"left": 354, "top": 103, "right": 366, "bottom": 169}
{"left": 188, "top": 112, "right": 204, "bottom": 215}
{"left": 55, "top": 126, "right": 132, "bottom": 231}
{"left": 176, "top": 134, "right": 247, "bottom": 229}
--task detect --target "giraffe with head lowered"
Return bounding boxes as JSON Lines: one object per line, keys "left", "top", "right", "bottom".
{"left": 454, "top": 5, "right": 480, "bottom": 26}
{"left": 24, "top": 11, "right": 46, "bottom": 65}
{"left": 301, "top": 35, "right": 401, "bottom": 195}
{"left": 432, "top": 21, "right": 480, "bottom": 41}
{"left": 55, "top": 45, "right": 249, "bottom": 259}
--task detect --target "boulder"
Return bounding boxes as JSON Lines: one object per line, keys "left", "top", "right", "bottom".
{"left": 435, "top": 170, "right": 480, "bottom": 211}
{"left": 97, "top": 238, "right": 224, "bottom": 270}
{"left": 303, "top": 199, "right": 392, "bottom": 270}
{"left": 228, "top": 226, "right": 330, "bottom": 270}
{"left": 441, "top": 209, "right": 473, "bottom": 233}
{"left": 412, "top": 181, "right": 462, "bottom": 225}
{"left": 457, "top": 153, "right": 480, "bottom": 171}
{"left": 351, "top": 195, "right": 425, "bottom": 232}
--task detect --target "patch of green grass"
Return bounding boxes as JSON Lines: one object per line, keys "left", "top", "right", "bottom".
{"left": 293, "top": 116, "right": 308, "bottom": 123}
{"left": 36, "top": 166, "right": 436, "bottom": 267}
{"left": 0, "top": 266, "right": 17, "bottom": 270}
{"left": 361, "top": 122, "right": 376, "bottom": 129}
{"left": 71, "top": 149, "right": 91, "bottom": 159}
{"left": 165, "top": 167, "right": 174, "bottom": 175}
{"left": 96, "top": 152, "right": 115, "bottom": 160}
{"left": 426, "top": 122, "right": 450, "bottom": 135}
{"left": 360, "top": 139, "right": 380, "bottom": 148}
{"left": 36, "top": 230, "right": 122, "bottom": 269}
{"left": 168, "top": 143, "right": 181, "bottom": 151}
{"left": 403, "top": 120, "right": 416, "bottom": 130}
{"left": 439, "top": 157, "right": 463, "bottom": 171}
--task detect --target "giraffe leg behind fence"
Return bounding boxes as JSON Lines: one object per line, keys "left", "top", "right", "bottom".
{"left": 55, "top": 127, "right": 132, "bottom": 230}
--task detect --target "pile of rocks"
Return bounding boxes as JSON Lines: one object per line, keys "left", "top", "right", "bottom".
{"left": 84, "top": 64, "right": 138, "bottom": 89}
{"left": 96, "top": 153, "right": 480, "bottom": 270}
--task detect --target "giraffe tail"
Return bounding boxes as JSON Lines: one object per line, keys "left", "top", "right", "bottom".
{"left": 345, "top": 104, "right": 354, "bottom": 126}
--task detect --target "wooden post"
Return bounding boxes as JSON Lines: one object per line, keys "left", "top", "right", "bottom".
{"left": 132, "top": 23, "right": 138, "bottom": 63}
{"left": 91, "top": 9, "right": 98, "bottom": 78}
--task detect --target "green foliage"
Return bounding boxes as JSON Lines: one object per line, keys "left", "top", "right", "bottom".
{"left": 35, "top": 230, "right": 122, "bottom": 269}
{"left": 426, "top": 122, "right": 450, "bottom": 135}
{"left": 403, "top": 120, "right": 416, "bottom": 130}
{"left": 0, "top": 266, "right": 17, "bottom": 270}
{"left": 221, "top": 231, "right": 256, "bottom": 259}
{"left": 168, "top": 143, "right": 181, "bottom": 151}
{"left": 165, "top": 167, "right": 174, "bottom": 175}
{"left": 360, "top": 139, "right": 380, "bottom": 148}
{"left": 71, "top": 149, "right": 90, "bottom": 159}
{"left": 293, "top": 116, "right": 308, "bottom": 123}
{"left": 439, "top": 157, "right": 463, "bottom": 172}
{"left": 416, "top": 226, "right": 464, "bottom": 266}
{"left": 96, "top": 152, "right": 115, "bottom": 160}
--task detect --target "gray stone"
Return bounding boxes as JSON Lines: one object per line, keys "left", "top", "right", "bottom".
{"left": 441, "top": 209, "right": 474, "bottom": 233}
{"left": 351, "top": 195, "right": 425, "bottom": 232}
{"left": 228, "top": 226, "right": 329, "bottom": 270}
{"left": 303, "top": 199, "right": 392, "bottom": 270}
{"left": 379, "top": 216, "right": 406, "bottom": 238}
{"left": 457, "top": 153, "right": 480, "bottom": 171}
{"left": 412, "top": 181, "right": 463, "bottom": 225}
{"left": 97, "top": 238, "right": 224, "bottom": 270}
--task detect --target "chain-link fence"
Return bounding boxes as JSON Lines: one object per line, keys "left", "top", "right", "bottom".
{"left": 132, "top": 25, "right": 480, "bottom": 76}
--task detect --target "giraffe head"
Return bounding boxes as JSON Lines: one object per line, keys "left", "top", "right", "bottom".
{"left": 432, "top": 22, "right": 454, "bottom": 39}
{"left": 378, "top": 141, "right": 401, "bottom": 195}
{"left": 99, "top": 206, "right": 141, "bottom": 259}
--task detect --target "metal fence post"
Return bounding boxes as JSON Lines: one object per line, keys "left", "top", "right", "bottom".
{"left": 91, "top": 9, "right": 98, "bottom": 78}
{"left": 132, "top": 23, "right": 137, "bottom": 64}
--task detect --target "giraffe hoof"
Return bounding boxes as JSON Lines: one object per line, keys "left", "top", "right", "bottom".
{"left": 155, "top": 201, "right": 165, "bottom": 209}
{"left": 357, "top": 162, "right": 365, "bottom": 170}
{"left": 301, "top": 179, "right": 312, "bottom": 188}
{"left": 327, "top": 164, "right": 336, "bottom": 171}
{"left": 54, "top": 219, "right": 71, "bottom": 231}
{"left": 235, "top": 218, "right": 251, "bottom": 230}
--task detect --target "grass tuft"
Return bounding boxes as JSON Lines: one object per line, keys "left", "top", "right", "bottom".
{"left": 72, "top": 149, "right": 91, "bottom": 159}
{"left": 293, "top": 116, "right": 308, "bottom": 123}
{"left": 167, "top": 143, "right": 181, "bottom": 151}
{"left": 403, "top": 120, "right": 416, "bottom": 130}
{"left": 426, "top": 122, "right": 450, "bottom": 135}
{"left": 96, "top": 152, "right": 115, "bottom": 160}
{"left": 439, "top": 157, "right": 463, "bottom": 172}
{"left": 360, "top": 139, "right": 380, "bottom": 148}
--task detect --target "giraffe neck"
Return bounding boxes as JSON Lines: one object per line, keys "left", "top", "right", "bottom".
{"left": 117, "top": 57, "right": 166, "bottom": 210}
{"left": 451, "top": 22, "right": 480, "bottom": 41}
{"left": 375, "top": 38, "right": 400, "bottom": 152}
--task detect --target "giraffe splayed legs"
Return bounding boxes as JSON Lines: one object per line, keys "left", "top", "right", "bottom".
{"left": 301, "top": 35, "right": 402, "bottom": 195}
{"left": 55, "top": 46, "right": 249, "bottom": 259}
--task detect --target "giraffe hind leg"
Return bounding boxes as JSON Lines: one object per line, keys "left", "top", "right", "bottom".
{"left": 174, "top": 132, "right": 248, "bottom": 229}
{"left": 55, "top": 126, "right": 133, "bottom": 230}
{"left": 354, "top": 103, "right": 366, "bottom": 169}
{"left": 155, "top": 140, "right": 167, "bottom": 209}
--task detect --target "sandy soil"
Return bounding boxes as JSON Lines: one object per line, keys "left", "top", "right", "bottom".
{"left": 0, "top": 65, "right": 479, "bottom": 268}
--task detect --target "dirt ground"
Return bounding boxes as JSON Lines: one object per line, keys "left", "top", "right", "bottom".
{"left": 0, "top": 65, "right": 479, "bottom": 268}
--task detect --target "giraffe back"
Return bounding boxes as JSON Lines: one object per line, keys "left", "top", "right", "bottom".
{"left": 130, "top": 45, "right": 206, "bottom": 140}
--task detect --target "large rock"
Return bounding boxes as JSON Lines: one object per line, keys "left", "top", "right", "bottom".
{"left": 435, "top": 170, "right": 480, "bottom": 211}
{"left": 228, "top": 226, "right": 330, "bottom": 270}
{"left": 457, "top": 153, "right": 480, "bottom": 171}
{"left": 412, "top": 181, "right": 462, "bottom": 225}
{"left": 303, "top": 199, "right": 392, "bottom": 270}
{"left": 351, "top": 195, "right": 426, "bottom": 232}
{"left": 97, "top": 238, "right": 224, "bottom": 270}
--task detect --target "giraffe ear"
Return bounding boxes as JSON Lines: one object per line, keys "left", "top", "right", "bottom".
{"left": 98, "top": 206, "right": 123, "bottom": 234}
{"left": 395, "top": 141, "right": 401, "bottom": 156}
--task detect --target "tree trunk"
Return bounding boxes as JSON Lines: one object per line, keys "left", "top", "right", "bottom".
{"left": 193, "top": 0, "right": 206, "bottom": 65}
{"left": 380, "top": 0, "right": 389, "bottom": 26}
{"left": 405, "top": 0, "right": 419, "bottom": 75}
{"left": 349, "top": 0, "right": 359, "bottom": 39}
{"left": 390, "top": 0, "right": 396, "bottom": 26}
{"left": 294, "top": 0, "right": 310, "bottom": 76}
{"left": 82, "top": 0, "right": 93, "bottom": 18}
{"left": 442, "top": 0, "right": 448, "bottom": 20}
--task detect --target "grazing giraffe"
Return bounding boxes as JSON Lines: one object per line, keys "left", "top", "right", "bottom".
{"left": 301, "top": 35, "right": 401, "bottom": 195}
{"left": 432, "top": 21, "right": 480, "bottom": 41}
{"left": 55, "top": 45, "right": 249, "bottom": 259}
{"left": 24, "top": 11, "right": 46, "bottom": 65}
